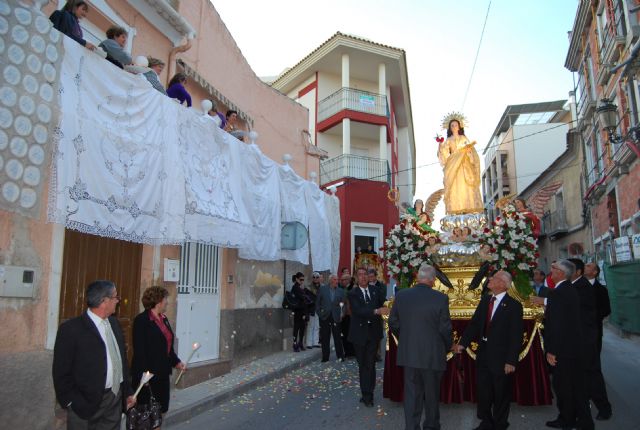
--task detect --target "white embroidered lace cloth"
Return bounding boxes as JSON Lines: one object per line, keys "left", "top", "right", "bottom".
{"left": 45, "top": 34, "right": 337, "bottom": 265}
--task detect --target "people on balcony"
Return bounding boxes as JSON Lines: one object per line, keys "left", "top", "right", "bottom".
{"left": 224, "top": 110, "right": 245, "bottom": 141}
{"left": 98, "top": 26, "right": 132, "bottom": 69}
{"left": 167, "top": 73, "right": 192, "bottom": 107}
{"left": 207, "top": 102, "right": 227, "bottom": 128}
{"left": 49, "top": 0, "right": 96, "bottom": 51}
{"left": 143, "top": 58, "right": 167, "bottom": 95}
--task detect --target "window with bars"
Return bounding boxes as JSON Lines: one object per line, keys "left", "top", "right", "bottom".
{"left": 178, "top": 243, "right": 220, "bottom": 295}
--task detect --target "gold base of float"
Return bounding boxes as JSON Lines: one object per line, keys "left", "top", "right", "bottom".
{"left": 384, "top": 264, "right": 544, "bottom": 362}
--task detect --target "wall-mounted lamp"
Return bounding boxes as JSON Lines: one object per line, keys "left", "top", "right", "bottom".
{"left": 596, "top": 98, "right": 640, "bottom": 159}
{"left": 596, "top": 98, "right": 620, "bottom": 143}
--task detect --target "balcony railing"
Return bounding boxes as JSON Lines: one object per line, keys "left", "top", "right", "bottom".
{"left": 320, "top": 154, "right": 390, "bottom": 186}
{"left": 599, "top": 3, "right": 628, "bottom": 74}
{"left": 542, "top": 209, "right": 568, "bottom": 237}
{"left": 317, "top": 88, "right": 388, "bottom": 123}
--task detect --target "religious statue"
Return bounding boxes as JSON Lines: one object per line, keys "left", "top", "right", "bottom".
{"left": 438, "top": 112, "right": 483, "bottom": 215}
{"left": 406, "top": 199, "right": 435, "bottom": 232}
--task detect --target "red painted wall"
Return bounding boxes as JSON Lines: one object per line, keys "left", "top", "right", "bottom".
{"left": 333, "top": 179, "right": 399, "bottom": 273}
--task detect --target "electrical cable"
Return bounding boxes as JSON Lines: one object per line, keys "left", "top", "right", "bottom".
{"left": 461, "top": 0, "right": 492, "bottom": 111}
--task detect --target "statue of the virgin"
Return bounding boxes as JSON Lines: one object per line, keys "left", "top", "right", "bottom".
{"left": 437, "top": 112, "right": 483, "bottom": 215}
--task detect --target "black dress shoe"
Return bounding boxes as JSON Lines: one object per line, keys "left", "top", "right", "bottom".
{"left": 545, "top": 419, "right": 566, "bottom": 428}
{"left": 364, "top": 399, "right": 374, "bottom": 407}
{"left": 321, "top": 359, "right": 329, "bottom": 363}
{"left": 595, "top": 411, "right": 612, "bottom": 420}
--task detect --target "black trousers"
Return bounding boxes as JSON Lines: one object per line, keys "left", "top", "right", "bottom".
{"left": 403, "top": 367, "right": 442, "bottom": 430}
{"left": 319, "top": 315, "right": 344, "bottom": 360}
{"left": 353, "top": 334, "right": 379, "bottom": 401}
{"left": 551, "top": 356, "right": 594, "bottom": 430}
{"left": 293, "top": 311, "right": 307, "bottom": 345}
{"left": 586, "top": 344, "right": 611, "bottom": 415}
{"left": 341, "top": 316, "right": 355, "bottom": 357}
{"left": 476, "top": 361, "right": 512, "bottom": 430}
{"left": 67, "top": 388, "right": 122, "bottom": 430}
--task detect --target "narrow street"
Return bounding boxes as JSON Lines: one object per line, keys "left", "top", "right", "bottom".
{"left": 168, "top": 327, "right": 640, "bottom": 430}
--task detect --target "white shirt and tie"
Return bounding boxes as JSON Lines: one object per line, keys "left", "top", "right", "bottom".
{"left": 87, "top": 310, "right": 123, "bottom": 393}
{"left": 488, "top": 291, "right": 507, "bottom": 320}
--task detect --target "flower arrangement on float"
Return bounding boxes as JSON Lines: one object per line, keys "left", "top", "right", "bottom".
{"left": 383, "top": 214, "right": 441, "bottom": 290}
{"left": 478, "top": 204, "right": 539, "bottom": 298}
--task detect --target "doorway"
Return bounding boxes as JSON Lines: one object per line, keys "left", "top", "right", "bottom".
{"left": 175, "top": 243, "right": 221, "bottom": 364}
{"left": 59, "top": 230, "right": 143, "bottom": 360}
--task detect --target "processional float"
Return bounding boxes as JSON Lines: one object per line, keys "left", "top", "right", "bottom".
{"left": 382, "top": 112, "right": 552, "bottom": 405}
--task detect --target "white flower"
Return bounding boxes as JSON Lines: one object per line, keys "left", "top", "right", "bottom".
{"left": 496, "top": 237, "right": 506, "bottom": 245}
{"left": 402, "top": 266, "right": 409, "bottom": 273}
{"left": 518, "top": 262, "right": 530, "bottom": 271}
{"left": 509, "top": 240, "right": 518, "bottom": 249}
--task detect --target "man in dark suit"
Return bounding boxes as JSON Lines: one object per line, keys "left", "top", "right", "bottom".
{"left": 389, "top": 264, "right": 452, "bottom": 430}
{"left": 454, "top": 270, "right": 523, "bottom": 430}
{"left": 368, "top": 268, "right": 387, "bottom": 362}
{"left": 316, "top": 274, "right": 346, "bottom": 363}
{"left": 348, "top": 267, "right": 389, "bottom": 407}
{"left": 53, "top": 280, "right": 135, "bottom": 430}
{"left": 533, "top": 268, "right": 549, "bottom": 297}
{"left": 541, "top": 260, "right": 594, "bottom": 430}
{"left": 584, "top": 262, "right": 611, "bottom": 353}
{"left": 573, "top": 260, "right": 612, "bottom": 421}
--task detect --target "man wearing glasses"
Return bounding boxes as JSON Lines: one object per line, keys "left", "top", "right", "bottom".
{"left": 53, "top": 280, "right": 135, "bottom": 430}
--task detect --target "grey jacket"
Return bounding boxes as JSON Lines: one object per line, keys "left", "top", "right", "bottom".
{"left": 389, "top": 283, "right": 452, "bottom": 371}
{"left": 98, "top": 38, "right": 132, "bottom": 66}
{"left": 315, "top": 284, "right": 345, "bottom": 322}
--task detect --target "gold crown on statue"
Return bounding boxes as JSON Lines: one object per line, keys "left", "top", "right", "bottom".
{"left": 441, "top": 111, "right": 468, "bottom": 130}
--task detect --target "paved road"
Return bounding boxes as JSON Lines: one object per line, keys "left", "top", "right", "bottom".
{"left": 168, "top": 327, "right": 640, "bottom": 429}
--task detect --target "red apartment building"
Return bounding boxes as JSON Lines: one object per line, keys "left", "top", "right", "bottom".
{"left": 271, "top": 32, "right": 416, "bottom": 273}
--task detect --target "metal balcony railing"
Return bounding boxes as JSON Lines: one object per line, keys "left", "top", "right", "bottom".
{"left": 320, "top": 154, "right": 390, "bottom": 186}
{"left": 599, "top": 3, "right": 628, "bottom": 66}
{"left": 542, "top": 209, "right": 569, "bottom": 236}
{"left": 317, "top": 88, "right": 388, "bottom": 123}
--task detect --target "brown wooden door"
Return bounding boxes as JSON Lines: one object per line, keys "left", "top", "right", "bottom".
{"left": 59, "top": 229, "right": 143, "bottom": 361}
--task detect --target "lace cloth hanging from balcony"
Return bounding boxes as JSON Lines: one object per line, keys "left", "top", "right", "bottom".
{"left": 45, "top": 32, "right": 336, "bottom": 266}
{"left": 0, "top": 4, "right": 63, "bottom": 218}
{"left": 49, "top": 36, "right": 251, "bottom": 247}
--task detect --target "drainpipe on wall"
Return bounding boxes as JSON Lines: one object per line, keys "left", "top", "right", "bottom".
{"left": 167, "top": 38, "right": 193, "bottom": 86}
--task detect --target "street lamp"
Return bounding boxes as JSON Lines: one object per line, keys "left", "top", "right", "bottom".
{"left": 596, "top": 98, "right": 621, "bottom": 142}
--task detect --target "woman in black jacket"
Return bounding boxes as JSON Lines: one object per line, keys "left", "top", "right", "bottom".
{"left": 49, "top": 1, "right": 96, "bottom": 51}
{"left": 290, "top": 272, "right": 309, "bottom": 352}
{"left": 131, "top": 286, "right": 185, "bottom": 416}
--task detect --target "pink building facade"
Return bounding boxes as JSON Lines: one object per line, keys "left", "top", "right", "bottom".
{"left": 0, "top": 1, "right": 319, "bottom": 428}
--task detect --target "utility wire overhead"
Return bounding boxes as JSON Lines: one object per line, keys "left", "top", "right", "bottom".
{"left": 461, "top": 0, "right": 492, "bottom": 111}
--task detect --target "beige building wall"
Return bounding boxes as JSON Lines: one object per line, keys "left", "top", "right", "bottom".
{"left": 1, "top": 1, "right": 313, "bottom": 428}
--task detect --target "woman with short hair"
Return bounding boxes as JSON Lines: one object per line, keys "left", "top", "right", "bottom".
{"left": 131, "top": 286, "right": 185, "bottom": 419}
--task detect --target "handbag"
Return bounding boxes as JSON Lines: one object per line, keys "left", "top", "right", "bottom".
{"left": 281, "top": 290, "right": 299, "bottom": 310}
{"left": 126, "top": 385, "right": 162, "bottom": 430}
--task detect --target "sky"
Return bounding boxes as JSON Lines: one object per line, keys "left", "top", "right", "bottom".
{"left": 212, "top": 0, "right": 579, "bottom": 207}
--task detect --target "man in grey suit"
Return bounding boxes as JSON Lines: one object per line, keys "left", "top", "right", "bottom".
{"left": 316, "top": 274, "right": 346, "bottom": 362}
{"left": 389, "top": 264, "right": 452, "bottom": 430}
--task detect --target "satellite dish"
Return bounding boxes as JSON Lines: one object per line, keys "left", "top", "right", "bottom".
{"left": 281, "top": 221, "right": 308, "bottom": 250}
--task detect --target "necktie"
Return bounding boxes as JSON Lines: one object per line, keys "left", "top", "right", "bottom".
{"left": 330, "top": 288, "right": 335, "bottom": 302}
{"left": 364, "top": 289, "right": 371, "bottom": 303}
{"left": 102, "top": 319, "right": 122, "bottom": 395}
{"left": 485, "top": 296, "right": 496, "bottom": 335}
